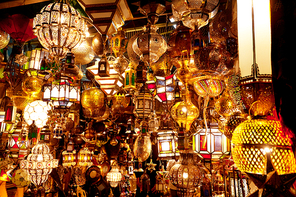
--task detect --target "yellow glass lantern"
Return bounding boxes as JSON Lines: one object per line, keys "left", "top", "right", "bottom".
{"left": 23, "top": 100, "right": 49, "bottom": 128}
{"left": 81, "top": 87, "right": 105, "bottom": 114}
{"left": 110, "top": 28, "right": 126, "bottom": 57}
{"left": 77, "top": 147, "right": 93, "bottom": 167}
{"left": 62, "top": 150, "right": 77, "bottom": 167}
{"left": 20, "top": 143, "right": 59, "bottom": 186}
{"left": 232, "top": 119, "right": 296, "bottom": 175}
{"left": 22, "top": 75, "right": 43, "bottom": 96}
{"left": 157, "top": 129, "right": 179, "bottom": 160}
{"left": 215, "top": 90, "right": 237, "bottom": 117}
{"left": 170, "top": 93, "right": 199, "bottom": 132}
{"left": 124, "top": 62, "right": 136, "bottom": 90}
{"left": 133, "top": 123, "right": 152, "bottom": 162}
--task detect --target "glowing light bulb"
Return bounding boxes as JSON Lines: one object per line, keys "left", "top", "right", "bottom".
{"left": 183, "top": 172, "right": 188, "bottom": 179}
{"left": 37, "top": 154, "right": 43, "bottom": 162}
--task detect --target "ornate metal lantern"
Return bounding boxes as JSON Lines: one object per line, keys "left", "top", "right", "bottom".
{"left": 134, "top": 84, "right": 153, "bottom": 120}
{"left": 106, "top": 163, "right": 122, "bottom": 188}
{"left": 124, "top": 62, "right": 136, "bottom": 90}
{"left": 20, "top": 144, "right": 59, "bottom": 186}
{"left": 77, "top": 147, "right": 93, "bottom": 167}
{"left": 62, "top": 150, "right": 77, "bottom": 167}
{"left": 193, "top": 123, "right": 230, "bottom": 160}
{"left": 33, "top": 1, "right": 88, "bottom": 59}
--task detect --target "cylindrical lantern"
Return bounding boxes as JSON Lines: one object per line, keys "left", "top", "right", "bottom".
{"left": 77, "top": 147, "right": 93, "bottom": 167}
{"left": 33, "top": 2, "right": 88, "bottom": 59}
{"left": 134, "top": 84, "right": 153, "bottom": 120}
{"left": 20, "top": 143, "right": 59, "bottom": 186}
{"left": 106, "top": 165, "right": 122, "bottom": 187}
{"left": 62, "top": 150, "right": 77, "bottom": 167}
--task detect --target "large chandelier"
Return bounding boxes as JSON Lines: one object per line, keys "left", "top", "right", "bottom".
{"left": 33, "top": 1, "right": 88, "bottom": 59}
{"left": 20, "top": 144, "right": 58, "bottom": 186}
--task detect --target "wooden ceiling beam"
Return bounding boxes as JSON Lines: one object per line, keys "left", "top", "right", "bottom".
{"left": 0, "top": 0, "right": 49, "bottom": 10}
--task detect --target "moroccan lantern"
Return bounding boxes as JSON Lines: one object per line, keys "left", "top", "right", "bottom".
{"left": 98, "top": 54, "right": 110, "bottom": 77}
{"left": 72, "top": 39, "right": 95, "bottom": 65}
{"left": 0, "top": 30, "right": 10, "bottom": 49}
{"left": 106, "top": 164, "right": 122, "bottom": 187}
{"left": 62, "top": 150, "right": 77, "bottom": 167}
{"left": 157, "top": 128, "right": 179, "bottom": 160}
{"left": 23, "top": 100, "right": 49, "bottom": 128}
{"left": 170, "top": 93, "right": 199, "bottom": 133}
{"left": 22, "top": 75, "right": 43, "bottom": 97}
{"left": 113, "top": 55, "right": 129, "bottom": 74}
{"left": 11, "top": 169, "right": 31, "bottom": 188}
{"left": 81, "top": 87, "right": 105, "bottom": 116}
{"left": 232, "top": 119, "right": 296, "bottom": 175}
{"left": 110, "top": 28, "right": 126, "bottom": 57}
{"left": 134, "top": 84, "right": 153, "bottom": 120}
{"left": 193, "top": 123, "right": 230, "bottom": 160}
{"left": 77, "top": 147, "right": 93, "bottom": 167}
{"left": 169, "top": 152, "right": 201, "bottom": 196}
{"left": 171, "top": 0, "right": 219, "bottom": 30}
{"left": 133, "top": 121, "right": 152, "bottom": 162}
{"left": 132, "top": 25, "right": 167, "bottom": 64}
{"left": 221, "top": 112, "right": 246, "bottom": 139}
{"left": 32, "top": 2, "right": 88, "bottom": 59}
{"left": 92, "top": 33, "right": 104, "bottom": 56}
{"left": 20, "top": 143, "right": 59, "bottom": 186}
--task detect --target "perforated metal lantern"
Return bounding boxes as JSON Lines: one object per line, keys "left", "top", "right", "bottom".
{"left": 232, "top": 119, "right": 296, "bottom": 175}
{"left": 33, "top": 2, "right": 88, "bottom": 59}
{"left": 20, "top": 144, "right": 59, "bottom": 186}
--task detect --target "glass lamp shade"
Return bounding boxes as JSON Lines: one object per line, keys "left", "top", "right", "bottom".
{"left": 220, "top": 113, "right": 246, "bottom": 139}
{"left": 20, "top": 143, "right": 59, "bottom": 186}
{"left": 72, "top": 39, "right": 95, "bottom": 65}
{"left": 6, "top": 84, "right": 33, "bottom": 111}
{"left": 77, "top": 147, "right": 93, "bottom": 167}
{"left": 106, "top": 166, "right": 122, "bottom": 187}
{"left": 232, "top": 119, "right": 296, "bottom": 175}
{"left": 133, "top": 132, "right": 152, "bottom": 162}
{"left": 0, "top": 30, "right": 10, "bottom": 49}
{"left": 170, "top": 95, "right": 199, "bottom": 132}
{"left": 132, "top": 25, "right": 167, "bottom": 64}
{"left": 171, "top": 0, "right": 219, "bottom": 30}
{"left": 169, "top": 152, "right": 201, "bottom": 194}
{"left": 33, "top": 2, "right": 88, "bottom": 59}
{"left": 191, "top": 75, "right": 224, "bottom": 98}
{"left": 23, "top": 100, "right": 49, "bottom": 128}
{"left": 214, "top": 91, "right": 237, "bottom": 117}
{"left": 193, "top": 126, "right": 230, "bottom": 160}
{"left": 240, "top": 81, "right": 274, "bottom": 117}
{"left": 81, "top": 87, "right": 104, "bottom": 113}
{"left": 62, "top": 150, "right": 76, "bottom": 167}
{"left": 22, "top": 76, "right": 43, "bottom": 96}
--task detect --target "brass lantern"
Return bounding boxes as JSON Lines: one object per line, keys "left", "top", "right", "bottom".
{"left": 157, "top": 129, "right": 179, "bottom": 160}
{"left": 62, "top": 150, "right": 77, "bottom": 167}
{"left": 133, "top": 121, "right": 152, "bottom": 163}
{"left": 232, "top": 119, "right": 296, "bottom": 175}
{"left": 134, "top": 84, "right": 153, "bottom": 120}
{"left": 77, "top": 147, "right": 93, "bottom": 167}
{"left": 110, "top": 28, "right": 126, "bottom": 57}
{"left": 33, "top": 1, "right": 88, "bottom": 59}
{"left": 98, "top": 55, "right": 110, "bottom": 77}
{"left": 106, "top": 163, "right": 122, "bottom": 188}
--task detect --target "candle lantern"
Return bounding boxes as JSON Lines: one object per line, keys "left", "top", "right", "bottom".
{"left": 134, "top": 84, "right": 153, "bottom": 120}
{"left": 157, "top": 128, "right": 179, "bottom": 160}
{"left": 98, "top": 54, "right": 110, "bottom": 77}
{"left": 124, "top": 62, "right": 137, "bottom": 91}
{"left": 106, "top": 163, "right": 122, "bottom": 188}
{"left": 62, "top": 150, "right": 77, "bottom": 167}
{"left": 77, "top": 147, "right": 93, "bottom": 167}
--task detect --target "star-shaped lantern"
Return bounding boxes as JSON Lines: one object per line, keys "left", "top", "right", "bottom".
{"left": 146, "top": 159, "right": 157, "bottom": 173}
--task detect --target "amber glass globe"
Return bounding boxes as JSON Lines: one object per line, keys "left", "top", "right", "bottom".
{"left": 0, "top": 30, "right": 10, "bottom": 49}
{"left": 81, "top": 87, "right": 105, "bottom": 111}
{"left": 215, "top": 91, "right": 237, "bottom": 117}
{"left": 23, "top": 100, "right": 49, "bottom": 128}
{"left": 170, "top": 94, "right": 199, "bottom": 132}
{"left": 232, "top": 119, "right": 296, "bottom": 175}
{"left": 22, "top": 76, "right": 43, "bottom": 96}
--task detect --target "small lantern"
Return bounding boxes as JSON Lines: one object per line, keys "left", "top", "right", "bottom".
{"left": 134, "top": 84, "right": 153, "bottom": 120}
{"left": 39, "top": 125, "right": 51, "bottom": 144}
{"left": 106, "top": 163, "right": 122, "bottom": 187}
{"left": 146, "top": 74, "right": 175, "bottom": 103}
{"left": 124, "top": 62, "right": 136, "bottom": 90}
{"left": 77, "top": 147, "right": 93, "bottom": 167}
{"left": 155, "top": 170, "right": 169, "bottom": 194}
{"left": 136, "top": 61, "right": 147, "bottom": 83}
{"left": 98, "top": 55, "right": 110, "bottom": 77}
{"left": 133, "top": 122, "right": 152, "bottom": 163}
{"left": 8, "top": 121, "right": 29, "bottom": 160}
{"left": 27, "top": 49, "right": 49, "bottom": 70}
{"left": 4, "top": 99, "right": 16, "bottom": 124}
{"left": 157, "top": 130, "right": 179, "bottom": 160}
{"left": 20, "top": 144, "right": 59, "bottom": 186}
{"left": 110, "top": 28, "right": 126, "bottom": 57}
{"left": 193, "top": 123, "right": 231, "bottom": 160}
{"left": 62, "top": 150, "right": 77, "bottom": 167}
